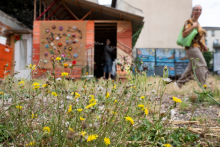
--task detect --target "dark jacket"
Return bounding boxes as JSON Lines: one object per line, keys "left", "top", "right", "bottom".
{"left": 104, "top": 44, "right": 114, "bottom": 61}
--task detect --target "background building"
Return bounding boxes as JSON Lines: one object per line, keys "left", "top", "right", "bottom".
{"left": 203, "top": 27, "right": 220, "bottom": 52}
{"left": 114, "top": 0, "right": 192, "bottom": 58}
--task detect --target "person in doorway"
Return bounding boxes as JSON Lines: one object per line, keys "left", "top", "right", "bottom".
{"left": 175, "top": 5, "right": 208, "bottom": 88}
{"left": 103, "top": 39, "right": 115, "bottom": 79}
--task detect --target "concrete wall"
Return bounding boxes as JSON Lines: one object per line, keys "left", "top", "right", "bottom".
{"left": 116, "top": 0, "right": 192, "bottom": 50}
{"left": 86, "top": 0, "right": 98, "bottom": 3}
{"left": 206, "top": 30, "right": 220, "bottom": 52}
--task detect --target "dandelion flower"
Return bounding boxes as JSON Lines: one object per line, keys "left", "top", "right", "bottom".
{"left": 32, "top": 82, "right": 40, "bottom": 89}
{"left": 31, "top": 113, "right": 37, "bottom": 119}
{"left": 16, "top": 105, "right": 23, "bottom": 110}
{"left": 87, "top": 134, "right": 98, "bottom": 142}
{"left": 29, "top": 64, "right": 36, "bottom": 70}
{"left": 145, "top": 108, "right": 149, "bottom": 115}
{"left": 105, "top": 92, "right": 110, "bottom": 98}
{"left": 104, "top": 137, "right": 111, "bottom": 145}
{"left": 56, "top": 57, "right": 61, "bottom": 61}
{"left": 42, "top": 84, "right": 48, "bottom": 88}
{"left": 140, "top": 96, "right": 145, "bottom": 99}
{"left": 77, "top": 108, "right": 83, "bottom": 112}
{"left": 19, "top": 81, "right": 24, "bottom": 85}
{"left": 61, "top": 72, "right": 68, "bottom": 77}
{"left": 80, "top": 117, "right": 85, "bottom": 121}
{"left": 114, "top": 100, "right": 117, "bottom": 103}
{"left": 85, "top": 102, "right": 97, "bottom": 109}
{"left": 69, "top": 127, "right": 74, "bottom": 132}
{"left": 26, "top": 141, "right": 35, "bottom": 146}
{"left": 172, "top": 96, "right": 182, "bottom": 103}
{"left": 43, "top": 126, "right": 50, "bottom": 133}
{"left": 124, "top": 116, "right": 134, "bottom": 125}
{"left": 138, "top": 104, "right": 145, "bottom": 110}
{"left": 67, "top": 105, "right": 72, "bottom": 114}
{"left": 89, "top": 98, "right": 97, "bottom": 104}
{"left": 0, "top": 92, "right": 4, "bottom": 95}
{"left": 51, "top": 92, "right": 57, "bottom": 97}
{"left": 164, "top": 144, "right": 172, "bottom": 147}
{"left": 113, "top": 85, "right": 116, "bottom": 89}
{"left": 80, "top": 131, "right": 86, "bottom": 137}
{"left": 203, "top": 84, "right": 207, "bottom": 88}
{"left": 111, "top": 111, "right": 117, "bottom": 115}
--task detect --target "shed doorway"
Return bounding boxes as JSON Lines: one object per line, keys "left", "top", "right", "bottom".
{"left": 94, "top": 23, "right": 117, "bottom": 79}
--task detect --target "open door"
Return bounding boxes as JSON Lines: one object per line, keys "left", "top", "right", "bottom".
{"left": 94, "top": 23, "right": 117, "bottom": 79}
{"left": 14, "top": 34, "right": 32, "bottom": 79}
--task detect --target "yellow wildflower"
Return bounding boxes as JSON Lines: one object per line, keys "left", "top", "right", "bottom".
{"left": 61, "top": 72, "right": 68, "bottom": 77}
{"left": 71, "top": 92, "right": 80, "bottom": 98}
{"left": 90, "top": 95, "right": 94, "bottom": 99}
{"left": 164, "top": 144, "right": 172, "bottom": 147}
{"left": 43, "top": 126, "right": 50, "bottom": 133}
{"left": 138, "top": 104, "right": 145, "bottom": 110}
{"left": 26, "top": 141, "right": 35, "bottom": 146}
{"left": 80, "top": 117, "right": 85, "bottom": 121}
{"left": 0, "top": 92, "right": 4, "bottom": 95}
{"left": 172, "top": 96, "right": 182, "bottom": 103}
{"left": 86, "top": 72, "right": 88, "bottom": 75}
{"left": 95, "top": 116, "right": 100, "bottom": 119}
{"left": 114, "top": 100, "right": 117, "bottom": 103}
{"left": 55, "top": 57, "right": 61, "bottom": 61}
{"left": 77, "top": 108, "right": 83, "bottom": 112}
{"left": 51, "top": 92, "right": 57, "bottom": 97}
{"left": 19, "top": 81, "right": 24, "bottom": 85}
{"left": 80, "top": 131, "right": 86, "bottom": 137}
{"left": 42, "top": 84, "right": 48, "bottom": 88}
{"left": 16, "top": 105, "right": 23, "bottom": 110}
{"left": 85, "top": 102, "right": 97, "bottom": 109}
{"left": 87, "top": 134, "right": 98, "bottom": 142}
{"left": 140, "top": 96, "right": 145, "bottom": 99}
{"left": 31, "top": 113, "right": 37, "bottom": 119}
{"left": 113, "top": 85, "right": 116, "bottom": 89}
{"left": 67, "top": 105, "right": 72, "bottom": 114}
{"left": 104, "top": 137, "right": 110, "bottom": 145}
{"left": 32, "top": 82, "right": 40, "bottom": 89}
{"left": 29, "top": 64, "right": 36, "bottom": 70}
{"left": 69, "top": 127, "right": 74, "bottom": 132}
{"left": 89, "top": 98, "right": 97, "bottom": 104}
{"left": 111, "top": 111, "right": 117, "bottom": 115}
{"left": 124, "top": 116, "right": 134, "bottom": 125}
{"left": 105, "top": 92, "right": 110, "bottom": 98}
{"left": 145, "top": 108, "right": 149, "bottom": 115}
{"left": 203, "top": 84, "right": 207, "bottom": 88}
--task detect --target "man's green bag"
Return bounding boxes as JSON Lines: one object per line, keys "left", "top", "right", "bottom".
{"left": 177, "top": 27, "right": 198, "bottom": 47}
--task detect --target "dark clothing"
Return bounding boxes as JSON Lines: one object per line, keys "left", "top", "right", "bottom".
{"left": 104, "top": 58, "right": 112, "bottom": 73}
{"left": 104, "top": 45, "right": 114, "bottom": 61}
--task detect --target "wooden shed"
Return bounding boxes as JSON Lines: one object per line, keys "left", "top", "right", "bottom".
{"left": 32, "top": 0, "right": 144, "bottom": 79}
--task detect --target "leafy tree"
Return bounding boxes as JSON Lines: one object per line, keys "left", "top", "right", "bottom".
{"left": 0, "top": 0, "right": 42, "bottom": 29}
{"left": 203, "top": 49, "right": 213, "bottom": 68}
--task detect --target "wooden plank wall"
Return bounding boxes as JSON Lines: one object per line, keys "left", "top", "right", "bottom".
{"left": 85, "top": 21, "right": 94, "bottom": 75}
{"left": 32, "top": 21, "right": 94, "bottom": 79}
{"left": 117, "top": 21, "right": 132, "bottom": 78}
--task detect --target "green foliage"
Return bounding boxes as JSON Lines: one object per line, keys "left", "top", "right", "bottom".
{"left": 203, "top": 49, "right": 213, "bottom": 68}
{"left": 127, "top": 119, "right": 199, "bottom": 146}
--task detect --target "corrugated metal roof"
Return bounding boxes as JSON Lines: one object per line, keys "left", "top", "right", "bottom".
{"left": 41, "top": 0, "right": 144, "bottom": 35}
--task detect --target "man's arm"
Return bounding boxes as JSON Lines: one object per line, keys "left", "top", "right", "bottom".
{"left": 106, "top": 45, "right": 115, "bottom": 52}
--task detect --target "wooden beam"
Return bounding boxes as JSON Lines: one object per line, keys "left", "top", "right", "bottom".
{"left": 57, "top": 9, "right": 67, "bottom": 18}
{"left": 62, "top": 0, "right": 79, "bottom": 20}
{"left": 81, "top": 10, "right": 93, "bottom": 20}
{"left": 34, "top": 0, "right": 36, "bottom": 20}
{"left": 36, "top": 0, "right": 59, "bottom": 20}
{"left": 46, "top": 5, "right": 62, "bottom": 20}
{"left": 75, "top": 0, "right": 82, "bottom": 12}
{"left": 44, "top": 3, "right": 46, "bottom": 20}
{"left": 39, "top": 0, "right": 41, "bottom": 18}
{"left": 65, "top": 0, "right": 143, "bottom": 20}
